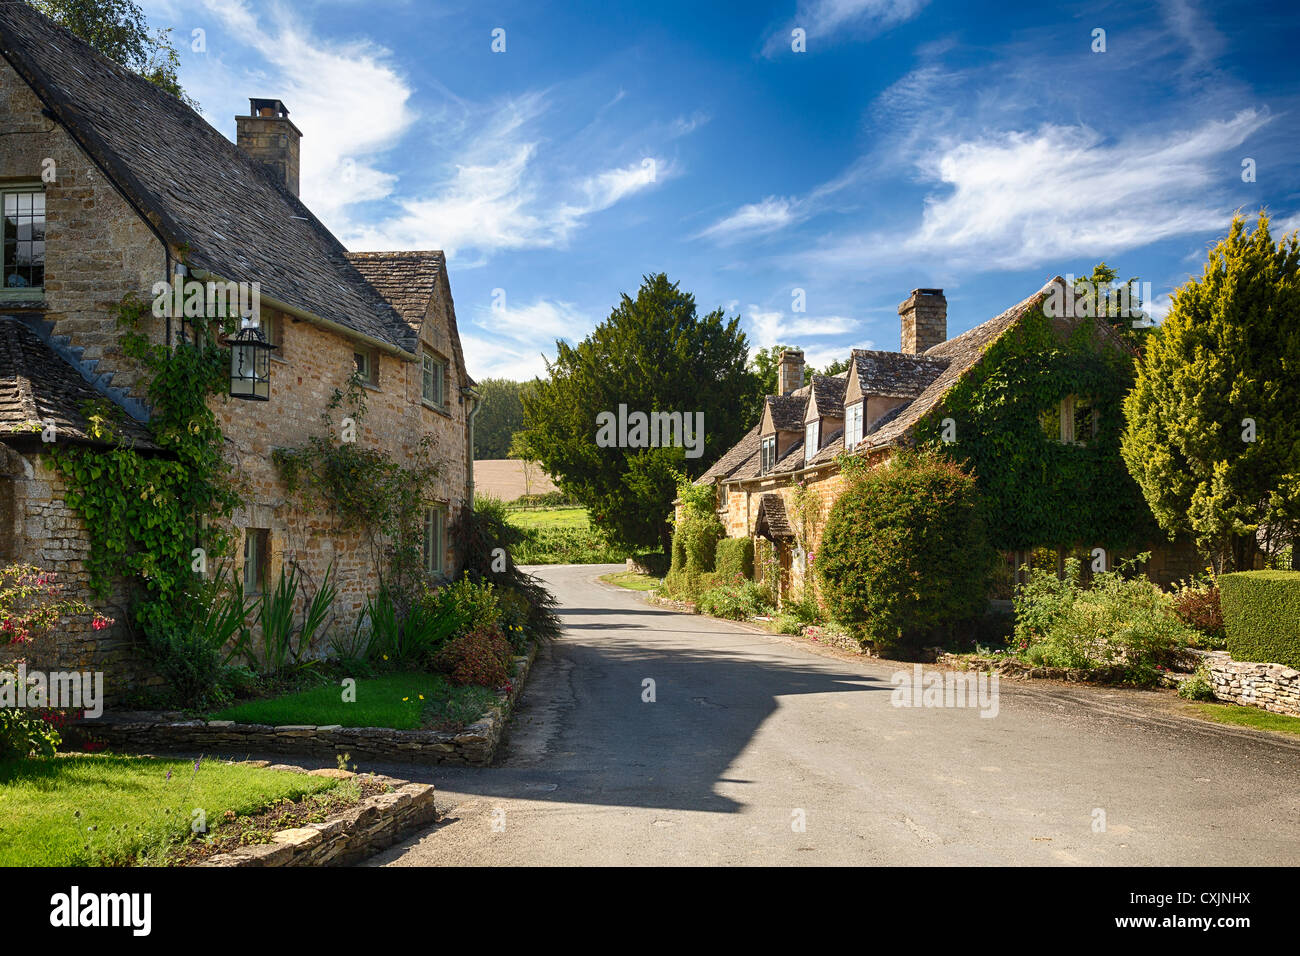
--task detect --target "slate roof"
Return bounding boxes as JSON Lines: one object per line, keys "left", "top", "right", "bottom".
{"left": 766, "top": 391, "right": 808, "bottom": 432}
{"left": 698, "top": 423, "right": 760, "bottom": 482}
{"left": 849, "top": 349, "right": 949, "bottom": 400}
{"left": 809, "top": 374, "right": 847, "bottom": 417}
{"left": 754, "top": 493, "right": 795, "bottom": 540}
{"left": 704, "top": 277, "right": 1071, "bottom": 478}
{"left": 0, "top": 317, "right": 155, "bottom": 448}
{"left": 347, "top": 251, "right": 475, "bottom": 388}
{"left": 0, "top": 3, "right": 415, "bottom": 354}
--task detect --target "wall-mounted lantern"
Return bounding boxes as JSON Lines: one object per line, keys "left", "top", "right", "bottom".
{"left": 227, "top": 320, "right": 276, "bottom": 401}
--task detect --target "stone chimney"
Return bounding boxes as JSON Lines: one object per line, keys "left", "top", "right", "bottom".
{"left": 777, "top": 349, "right": 804, "bottom": 395}
{"left": 236, "top": 98, "right": 302, "bottom": 196}
{"left": 899, "top": 288, "right": 947, "bottom": 354}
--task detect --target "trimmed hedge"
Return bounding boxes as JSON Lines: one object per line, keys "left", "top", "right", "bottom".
{"left": 816, "top": 449, "right": 995, "bottom": 657}
{"left": 715, "top": 538, "right": 754, "bottom": 580}
{"left": 1219, "top": 571, "right": 1300, "bottom": 669}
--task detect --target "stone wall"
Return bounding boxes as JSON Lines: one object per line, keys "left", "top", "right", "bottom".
{"left": 73, "top": 646, "right": 536, "bottom": 764}
{"left": 1209, "top": 656, "right": 1300, "bottom": 717}
{"left": 0, "top": 53, "right": 167, "bottom": 395}
{"left": 1, "top": 54, "right": 474, "bottom": 685}
{"left": 197, "top": 763, "right": 435, "bottom": 867}
{"left": 0, "top": 445, "right": 146, "bottom": 697}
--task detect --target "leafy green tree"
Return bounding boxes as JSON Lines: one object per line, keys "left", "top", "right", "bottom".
{"left": 749, "top": 344, "right": 794, "bottom": 399}
{"left": 473, "top": 378, "right": 527, "bottom": 459}
{"left": 1072, "top": 261, "right": 1151, "bottom": 349}
{"left": 519, "top": 273, "right": 756, "bottom": 552}
{"left": 32, "top": 0, "right": 195, "bottom": 106}
{"left": 819, "top": 357, "right": 850, "bottom": 377}
{"left": 1121, "top": 212, "right": 1300, "bottom": 571}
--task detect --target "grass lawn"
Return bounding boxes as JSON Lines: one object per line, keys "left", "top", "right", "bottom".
{"left": 505, "top": 506, "right": 589, "bottom": 530}
{"left": 210, "top": 672, "right": 498, "bottom": 730}
{"left": 600, "top": 570, "right": 661, "bottom": 591}
{"left": 1182, "top": 702, "right": 1300, "bottom": 736}
{"left": 0, "top": 754, "right": 338, "bottom": 866}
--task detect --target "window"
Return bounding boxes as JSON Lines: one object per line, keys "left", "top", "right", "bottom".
{"left": 263, "top": 310, "right": 285, "bottom": 356}
{"left": 844, "top": 401, "right": 863, "bottom": 449}
{"left": 804, "top": 420, "right": 820, "bottom": 464}
{"left": 422, "top": 505, "right": 447, "bottom": 575}
{"left": 354, "top": 348, "right": 378, "bottom": 385}
{"left": 760, "top": 436, "right": 777, "bottom": 474}
{"left": 1041, "top": 395, "right": 1097, "bottom": 445}
{"left": 421, "top": 350, "right": 448, "bottom": 406}
{"left": 243, "top": 529, "right": 269, "bottom": 594}
{"left": 2, "top": 187, "right": 45, "bottom": 296}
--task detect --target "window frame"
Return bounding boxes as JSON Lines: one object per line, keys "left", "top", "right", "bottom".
{"left": 354, "top": 348, "right": 378, "bottom": 386}
{"left": 422, "top": 504, "right": 447, "bottom": 576}
{"left": 421, "top": 349, "right": 449, "bottom": 407}
{"left": 804, "top": 420, "right": 820, "bottom": 464}
{"left": 243, "top": 528, "right": 269, "bottom": 595}
{"left": 1, "top": 183, "right": 46, "bottom": 301}
{"left": 844, "top": 401, "right": 863, "bottom": 449}
{"left": 760, "top": 435, "right": 777, "bottom": 475}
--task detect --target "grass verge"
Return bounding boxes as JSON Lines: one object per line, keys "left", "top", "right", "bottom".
{"left": 0, "top": 754, "right": 338, "bottom": 866}
{"left": 209, "top": 672, "right": 499, "bottom": 730}
{"left": 600, "top": 571, "right": 661, "bottom": 592}
{"left": 1181, "top": 702, "right": 1300, "bottom": 736}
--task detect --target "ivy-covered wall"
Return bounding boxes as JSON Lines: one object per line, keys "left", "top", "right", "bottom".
{"left": 912, "top": 308, "right": 1157, "bottom": 553}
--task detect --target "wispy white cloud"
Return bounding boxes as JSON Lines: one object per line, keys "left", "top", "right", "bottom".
{"left": 812, "top": 109, "right": 1272, "bottom": 270}
{"left": 462, "top": 298, "right": 593, "bottom": 380}
{"left": 744, "top": 306, "right": 860, "bottom": 349}
{"left": 697, "top": 197, "right": 801, "bottom": 242}
{"left": 764, "top": 0, "right": 929, "bottom": 56}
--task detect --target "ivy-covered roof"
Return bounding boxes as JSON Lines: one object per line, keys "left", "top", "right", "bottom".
{"left": 703, "top": 277, "right": 1069, "bottom": 479}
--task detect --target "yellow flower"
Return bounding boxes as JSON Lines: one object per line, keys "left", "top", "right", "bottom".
{"left": 382, "top": 654, "right": 388, "bottom": 661}
{"left": 418, "top": 694, "right": 425, "bottom": 701}
{"left": 402, "top": 697, "right": 409, "bottom": 702}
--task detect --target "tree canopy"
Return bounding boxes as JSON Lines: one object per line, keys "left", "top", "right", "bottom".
{"left": 472, "top": 378, "right": 527, "bottom": 460}
{"left": 32, "top": 0, "right": 194, "bottom": 106}
{"left": 519, "top": 273, "right": 756, "bottom": 551}
{"left": 1121, "top": 212, "right": 1300, "bottom": 570}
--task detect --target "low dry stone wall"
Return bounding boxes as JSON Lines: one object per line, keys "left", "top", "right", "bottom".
{"left": 198, "top": 763, "right": 435, "bottom": 867}
{"left": 74, "top": 647, "right": 535, "bottom": 765}
{"left": 937, "top": 652, "right": 1131, "bottom": 684}
{"left": 1209, "top": 656, "right": 1300, "bottom": 717}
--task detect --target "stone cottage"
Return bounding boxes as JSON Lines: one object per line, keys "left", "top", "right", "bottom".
{"left": 695, "top": 278, "right": 1198, "bottom": 603}
{"left": 0, "top": 4, "right": 477, "bottom": 696}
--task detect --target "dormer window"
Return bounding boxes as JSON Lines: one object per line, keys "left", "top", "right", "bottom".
{"left": 845, "top": 401, "right": 863, "bottom": 449}
{"left": 760, "top": 435, "right": 777, "bottom": 474}
{"left": 804, "top": 420, "right": 820, "bottom": 464}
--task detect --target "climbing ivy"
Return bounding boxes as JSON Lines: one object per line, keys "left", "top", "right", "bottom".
{"left": 272, "top": 374, "right": 440, "bottom": 603}
{"left": 49, "top": 291, "right": 239, "bottom": 638}
{"left": 911, "top": 307, "right": 1156, "bottom": 552}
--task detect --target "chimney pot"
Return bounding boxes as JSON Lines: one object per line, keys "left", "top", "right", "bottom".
{"left": 237, "top": 98, "right": 302, "bottom": 196}
{"left": 899, "top": 288, "right": 947, "bottom": 354}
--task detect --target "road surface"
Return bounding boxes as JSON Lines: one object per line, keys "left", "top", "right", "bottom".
{"left": 365, "top": 564, "right": 1300, "bottom": 866}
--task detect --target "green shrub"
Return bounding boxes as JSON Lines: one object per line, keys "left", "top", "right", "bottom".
{"left": 696, "top": 576, "right": 773, "bottom": 620}
{"left": 1013, "top": 557, "right": 1197, "bottom": 684}
{"left": 715, "top": 538, "right": 754, "bottom": 579}
{"left": 817, "top": 450, "right": 995, "bottom": 657}
{"left": 0, "top": 708, "right": 60, "bottom": 759}
{"left": 1178, "top": 661, "right": 1216, "bottom": 701}
{"left": 1219, "top": 571, "right": 1300, "bottom": 668}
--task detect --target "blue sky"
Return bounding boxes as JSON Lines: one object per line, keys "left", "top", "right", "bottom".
{"left": 142, "top": 0, "right": 1300, "bottom": 380}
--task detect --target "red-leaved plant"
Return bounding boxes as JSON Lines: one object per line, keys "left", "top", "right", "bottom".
{"left": 0, "top": 563, "right": 112, "bottom": 646}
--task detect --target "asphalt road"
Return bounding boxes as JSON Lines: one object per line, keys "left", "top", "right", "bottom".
{"left": 365, "top": 564, "right": 1300, "bottom": 866}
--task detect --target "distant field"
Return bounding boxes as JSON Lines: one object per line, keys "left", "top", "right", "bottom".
{"left": 507, "top": 507, "right": 588, "bottom": 531}
{"left": 474, "top": 459, "right": 559, "bottom": 502}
